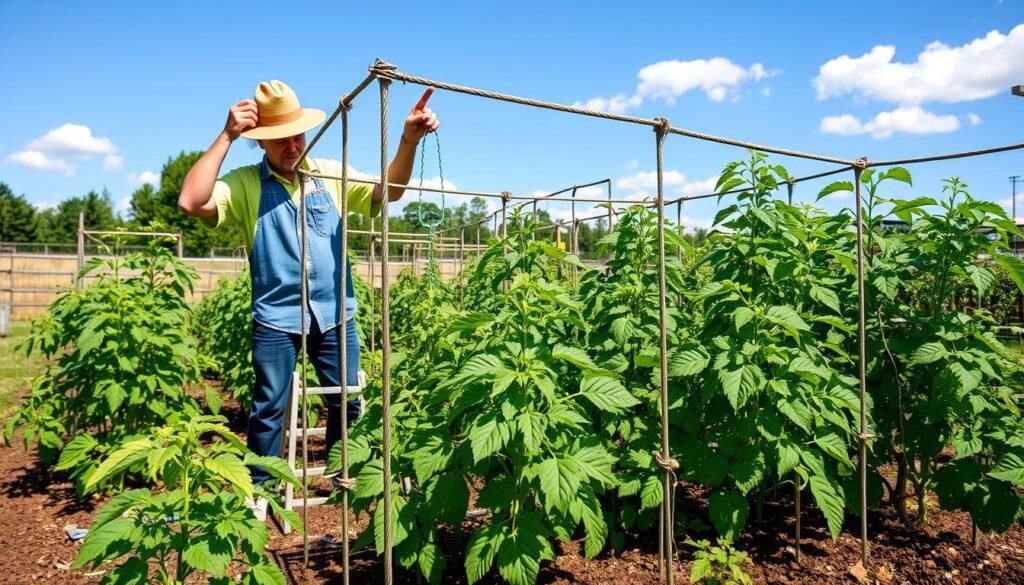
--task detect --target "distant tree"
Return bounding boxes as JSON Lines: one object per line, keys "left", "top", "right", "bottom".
{"left": 0, "top": 182, "right": 36, "bottom": 242}
{"left": 133, "top": 151, "right": 245, "bottom": 256}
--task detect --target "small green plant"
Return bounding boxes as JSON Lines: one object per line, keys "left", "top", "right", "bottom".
{"left": 686, "top": 538, "right": 753, "bottom": 585}
{"left": 72, "top": 414, "right": 301, "bottom": 585}
{"left": 4, "top": 239, "right": 206, "bottom": 493}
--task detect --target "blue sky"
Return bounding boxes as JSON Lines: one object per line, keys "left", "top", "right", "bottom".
{"left": 2, "top": 1, "right": 1023, "bottom": 232}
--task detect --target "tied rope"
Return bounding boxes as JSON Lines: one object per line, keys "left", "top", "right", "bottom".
{"left": 415, "top": 131, "right": 445, "bottom": 287}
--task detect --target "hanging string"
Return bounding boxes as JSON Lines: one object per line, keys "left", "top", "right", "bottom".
{"left": 415, "top": 131, "right": 445, "bottom": 287}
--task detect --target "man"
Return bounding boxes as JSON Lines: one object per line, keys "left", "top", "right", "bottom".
{"left": 179, "top": 80, "right": 438, "bottom": 519}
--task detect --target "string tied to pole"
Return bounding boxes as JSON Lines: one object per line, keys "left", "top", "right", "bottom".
{"left": 415, "top": 131, "right": 446, "bottom": 287}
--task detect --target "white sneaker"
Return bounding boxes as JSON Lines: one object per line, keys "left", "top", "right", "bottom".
{"left": 245, "top": 496, "right": 269, "bottom": 522}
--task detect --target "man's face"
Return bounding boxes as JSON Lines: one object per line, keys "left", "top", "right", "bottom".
{"left": 259, "top": 133, "right": 306, "bottom": 176}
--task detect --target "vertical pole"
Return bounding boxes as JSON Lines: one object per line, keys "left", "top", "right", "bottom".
{"left": 476, "top": 224, "right": 481, "bottom": 252}
{"left": 795, "top": 471, "right": 802, "bottom": 564}
{"left": 298, "top": 156, "right": 310, "bottom": 567}
{"left": 76, "top": 212, "right": 84, "bottom": 289}
{"left": 571, "top": 187, "right": 577, "bottom": 260}
{"left": 853, "top": 162, "right": 869, "bottom": 568}
{"left": 654, "top": 118, "right": 673, "bottom": 585}
{"left": 532, "top": 199, "right": 538, "bottom": 239}
{"left": 369, "top": 231, "right": 377, "bottom": 376}
{"left": 459, "top": 227, "right": 465, "bottom": 308}
{"left": 378, "top": 75, "right": 395, "bottom": 585}
{"left": 339, "top": 106, "right": 352, "bottom": 585}
{"left": 177, "top": 235, "right": 183, "bottom": 258}
{"left": 676, "top": 200, "right": 683, "bottom": 262}
{"left": 607, "top": 179, "right": 614, "bottom": 232}
{"left": 787, "top": 179, "right": 795, "bottom": 206}
{"left": 502, "top": 193, "right": 509, "bottom": 238}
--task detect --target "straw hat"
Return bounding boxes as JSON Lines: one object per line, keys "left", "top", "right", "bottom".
{"left": 241, "top": 80, "right": 326, "bottom": 140}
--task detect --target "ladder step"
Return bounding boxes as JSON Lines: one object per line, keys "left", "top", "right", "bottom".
{"left": 303, "top": 385, "right": 364, "bottom": 396}
{"left": 290, "top": 496, "right": 330, "bottom": 507}
{"left": 284, "top": 427, "right": 326, "bottom": 438}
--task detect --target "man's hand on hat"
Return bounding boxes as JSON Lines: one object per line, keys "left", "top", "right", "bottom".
{"left": 225, "top": 99, "right": 259, "bottom": 141}
{"left": 402, "top": 88, "right": 440, "bottom": 144}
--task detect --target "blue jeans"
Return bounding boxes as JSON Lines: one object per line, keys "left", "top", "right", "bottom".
{"left": 248, "top": 316, "right": 362, "bottom": 484}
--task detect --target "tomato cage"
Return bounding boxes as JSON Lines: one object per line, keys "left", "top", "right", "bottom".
{"left": 289, "top": 58, "right": 1024, "bottom": 584}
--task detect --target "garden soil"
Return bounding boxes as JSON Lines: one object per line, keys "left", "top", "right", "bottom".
{"left": 2, "top": 390, "right": 1023, "bottom": 584}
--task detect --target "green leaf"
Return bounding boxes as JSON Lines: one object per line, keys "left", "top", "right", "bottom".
{"left": 810, "top": 285, "right": 841, "bottom": 314}
{"left": 427, "top": 473, "right": 470, "bottom": 526}
{"left": 718, "top": 365, "right": 762, "bottom": 412}
{"left": 668, "top": 346, "right": 710, "bottom": 377}
{"left": 91, "top": 488, "right": 149, "bottom": 531}
{"left": 518, "top": 411, "right": 546, "bottom": 455}
{"left": 552, "top": 344, "right": 599, "bottom": 372}
{"left": 577, "top": 488, "right": 608, "bottom": 558}
{"left": 373, "top": 494, "right": 410, "bottom": 553}
{"left": 354, "top": 459, "right": 384, "bottom": 499}
{"left": 443, "top": 312, "right": 495, "bottom": 336}
{"left": 73, "top": 518, "right": 139, "bottom": 569}
{"left": 732, "top": 306, "right": 755, "bottom": 330}
{"left": 86, "top": 438, "right": 152, "bottom": 491}
{"left": 817, "top": 181, "right": 853, "bottom": 201}
{"left": 538, "top": 457, "right": 582, "bottom": 513}
{"left": 910, "top": 342, "right": 947, "bottom": 365}
{"left": 466, "top": 522, "right": 504, "bottom": 584}
{"left": 573, "top": 444, "right": 617, "bottom": 487}
{"left": 579, "top": 375, "right": 639, "bottom": 414}
{"left": 242, "top": 454, "right": 298, "bottom": 487}
{"left": 418, "top": 542, "right": 446, "bottom": 585}
{"left": 99, "top": 557, "right": 149, "bottom": 584}
{"left": 988, "top": 452, "right": 1024, "bottom": 487}
{"left": 764, "top": 305, "right": 809, "bottom": 337}
{"left": 993, "top": 253, "right": 1024, "bottom": 295}
{"left": 182, "top": 535, "right": 234, "bottom": 577}
{"left": 882, "top": 167, "right": 913, "bottom": 186}
{"left": 732, "top": 450, "right": 766, "bottom": 494}
{"left": 708, "top": 489, "right": 748, "bottom": 544}
{"left": 641, "top": 474, "right": 663, "bottom": 510}
{"left": 246, "top": 558, "right": 288, "bottom": 585}
{"left": 815, "top": 432, "right": 852, "bottom": 468}
{"left": 469, "top": 413, "right": 510, "bottom": 463}
{"left": 777, "top": 440, "right": 801, "bottom": 477}
{"left": 496, "top": 514, "right": 554, "bottom": 585}
{"left": 809, "top": 475, "right": 846, "bottom": 540}
{"left": 202, "top": 453, "right": 254, "bottom": 498}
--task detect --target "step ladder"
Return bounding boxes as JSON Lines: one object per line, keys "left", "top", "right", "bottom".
{"left": 278, "top": 370, "right": 366, "bottom": 534}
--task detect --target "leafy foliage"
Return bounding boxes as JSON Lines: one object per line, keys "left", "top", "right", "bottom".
{"left": 4, "top": 239, "right": 206, "bottom": 493}
{"left": 72, "top": 415, "right": 301, "bottom": 585}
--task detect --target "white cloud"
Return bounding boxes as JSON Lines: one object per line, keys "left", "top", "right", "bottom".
{"left": 6, "top": 150, "right": 74, "bottom": 176}
{"left": 761, "top": 87, "right": 772, "bottom": 97}
{"left": 575, "top": 57, "right": 777, "bottom": 113}
{"left": 679, "top": 176, "right": 720, "bottom": 197}
{"left": 967, "top": 112, "right": 982, "bottom": 126}
{"left": 33, "top": 201, "right": 57, "bottom": 212}
{"left": 575, "top": 93, "right": 643, "bottom": 114}
{"left": 999, "top": 193, "right": 1024, "bottom": 219}
{"left": 820, "top": 106, "right": 961, "bottom": 139}
{"left": 26, "top": 123, "right": 116, "bottom": 155}
{"left": 625, "top": 160, "right": 640, "bottom": 169}
{"left": 128, "top": 170, "right": 159, "bottom": 186}
{"left": 103, "top": 154, "right": 124, "bottom": 170}
{"left": 617, "top": 170, "right": 687, "bottom": 191}
{"left": 636, "top": 58, "right": 776, "bottom": 104}
{"left": 813, "top": 24, "right": 1024, "bottom": 105}
{"left": 7, "top": 123, "right": 120, "bottom": 176}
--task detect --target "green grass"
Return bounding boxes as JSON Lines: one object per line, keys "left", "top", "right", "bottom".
{"left": 0, "top": 322, "right": 46, "bottom": 418}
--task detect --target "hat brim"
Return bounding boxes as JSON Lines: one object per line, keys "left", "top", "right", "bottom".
{"left": 241, "top": 108, "right": 326, "bottom": 140}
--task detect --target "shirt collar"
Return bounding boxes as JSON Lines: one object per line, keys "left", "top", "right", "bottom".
{"left": 259, "top": 156, "right": 320, "bottom": 182}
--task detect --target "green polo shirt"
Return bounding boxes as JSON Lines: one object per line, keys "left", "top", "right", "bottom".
{"left": 205, "top": 157, "right": 376, "bottom": 250}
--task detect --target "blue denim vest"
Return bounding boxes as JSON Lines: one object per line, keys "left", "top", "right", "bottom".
{"left": 250, "top": 157, "right": 356, "bottom": 334}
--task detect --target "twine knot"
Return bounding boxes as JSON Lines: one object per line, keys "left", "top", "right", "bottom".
{"left": 653, "top": 451, "right": 680, "bottom": 471}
